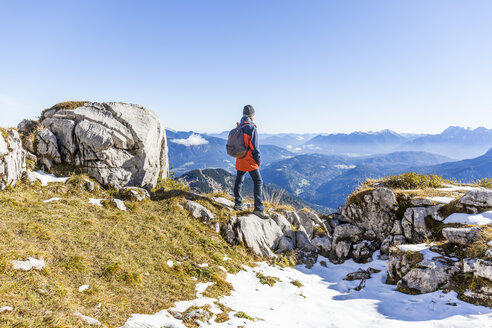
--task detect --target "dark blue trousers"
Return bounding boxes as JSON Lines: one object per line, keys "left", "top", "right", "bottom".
{"left": 234, "top": 169, "right": 264, "bottom": 211}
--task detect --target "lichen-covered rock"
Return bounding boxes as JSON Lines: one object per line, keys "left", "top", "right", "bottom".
{"left": 35, "top": 102, "right": 168, "bottom": 189}
{"left": 386, "top": 249, "right": 424, "bottom": 284}
{"left": 463, "top": 258, "right": 492, "bottom": 280}
{"left": 343, "top": 188, "right": 398, "bottom": 241}
{"left": 397, "top": 259, "right": 459, "bottom": 294}
{"left": 345, "top": 268, "right": 371, "bottom": 281}
{"left": 352, "top": 240, "right": 378, "bottom": 263}
{"left": 0, "top": 129, "right": 26, "bottom": 189}
{"left": 311, "top": 236, "right": 333, "bottom": 254}
{"left": 401, "top": 205, "right": 443, "bottom": 243}
{"left": 458, "top": 189, "right": 492, "bottom": 209}
{"left": 380, "top": 235, "right": 407, "bottom": 255}
{"left": 333, "top": 224, "right": 364, "bottom": 244}
{"left": 442, "top": 227, "right": 481, "bottom": 245}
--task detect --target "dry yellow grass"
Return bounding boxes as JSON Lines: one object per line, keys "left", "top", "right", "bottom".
{"left": 0, "top": 177, "right": 256, "bottom": 327}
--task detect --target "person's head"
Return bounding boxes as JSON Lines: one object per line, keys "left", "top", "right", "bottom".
{"left": 243, "top": 105, "right": 255, "bottom": 120}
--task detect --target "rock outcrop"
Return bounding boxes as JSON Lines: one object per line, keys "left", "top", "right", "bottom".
{"left": 29, "top": 102, "right": 168, "bottom": 189}
{"left": 0, "top": 128, "right": 26, "bottom": 189}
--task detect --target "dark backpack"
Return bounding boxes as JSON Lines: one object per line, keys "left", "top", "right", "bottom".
{"left": 226, "top": 124, "right": 248, "bottom": 158}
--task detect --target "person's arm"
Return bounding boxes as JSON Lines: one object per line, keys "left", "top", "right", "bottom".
{"left": 250, "top": 127, "right": 261, "bottom": 166}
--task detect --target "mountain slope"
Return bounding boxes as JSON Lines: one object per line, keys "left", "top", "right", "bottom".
{"left": 399, "top": 126, "right": 492, "bottom": 159}
{"left": 299, "top": 130, "right": 409, "bottom": 155}
{"left": 417, "top": 148, "right": 492, "bottom": 181}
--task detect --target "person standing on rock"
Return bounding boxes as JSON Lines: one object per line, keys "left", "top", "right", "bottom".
{"left": 233, "top": 105, "right": 268, "bottom": 219}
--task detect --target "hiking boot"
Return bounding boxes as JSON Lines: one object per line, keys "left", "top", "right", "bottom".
{"left": 234, "top": 204, "right": 244, "bottom": 211}
{"left": 253, "top": 209, "right": 269, "bottom": 220}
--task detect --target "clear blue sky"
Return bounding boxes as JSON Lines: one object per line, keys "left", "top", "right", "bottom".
{"left": 1, "top": 0, "right": 491, "bottom": 134}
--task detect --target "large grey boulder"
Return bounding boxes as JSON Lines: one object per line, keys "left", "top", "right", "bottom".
{"left": 458, "top": 189, "right": 492, "bottom": 209}
{"left": 35, "top": 102, "right": 168, "bottom": 189}
{"left": 401, "top": 205, "right": 443, "bottom": 243}
{"left": 234, "top": 214, "right": 283, "bottom": 257}
{"left": 342, "top": 188, "right": 398, "bottom": 241}
{"left": 442, "top": 227, "right": 481, "bottom": 245}
{"left": 0, "top": 129, "right": 26, "bottom": 189}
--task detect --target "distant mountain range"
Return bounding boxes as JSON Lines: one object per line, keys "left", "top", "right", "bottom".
{"left": 167, "top": 130, "right": 294, "bottom": 174}
{"left": 169, "top": 126, "right": 491, "bottom": 211}
{"left": 208, "top": 126, "right": 492, "bottom": 159}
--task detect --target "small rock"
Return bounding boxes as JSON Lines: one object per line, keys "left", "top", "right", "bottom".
{"left": 85, "top": 179, "right": 95, "bottom": 192}
{"left": 184, "top": 200, "right": 215, "bottom": 222}
{"left": 485, "top": 249, "right": 492, "bottom": 259}
{"left": 121, "top": 187, "right": 150, "bottom": 201}
{"left": 167, "top": 260, "right": 174, "bottom": 268}
{"left": 345, "top": 268, "right": 371, "bottom": 281}
{"left": 212, "top": 197, "right": 234, "bottom": 208}
{"left": 111, "top": 198, "right": 127, "bottom": 211}
{"left": 459, "top": 189, "right": 492, "bottom": 208}
{"left": 183, "top": 309, "right": 210, "bottom": 322}
{"left": 410, "top": 198, "right": 434, "bottom": 206}
{"left": 442, "top": 227, "right": 481, "bottom": 245}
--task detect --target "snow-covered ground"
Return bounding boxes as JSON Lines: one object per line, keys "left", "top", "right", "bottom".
{"left": 443, "top": 211, "right": 492, "bottom": 225}
{"left": 122, "top": 253, "right": 492, "bottom": 328}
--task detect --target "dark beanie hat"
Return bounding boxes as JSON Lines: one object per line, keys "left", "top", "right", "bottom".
{"left": 243, "top": 105, "right": 255, "bottom": 117}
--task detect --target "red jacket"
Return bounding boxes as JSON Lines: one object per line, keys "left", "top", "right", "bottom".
{"left": 235, "top": 116, "right": 261, "bottom": 172}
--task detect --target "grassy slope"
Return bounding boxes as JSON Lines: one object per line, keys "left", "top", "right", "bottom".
{"left": 0, "top": 177, "right": 256, "bottom": 327}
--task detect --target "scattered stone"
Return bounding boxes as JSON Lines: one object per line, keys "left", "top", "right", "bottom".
{"left": 277, "top": 235, "right": 295, "bottom": 252}
{"left": 352, "top": 240, "right": 377, "bottom": 263}
{"left": 345, "top": 268, "right": 371, "bottom": 281}
{"left": 485, "top": 249, "right": 492, "bottom": 259}
{"left": 111, "top": 198, "right": 127, "bottom": 211}
{"left": 184, "top": 200, "right": 215, "bottom": 222}
{"left": 12, "top": 257, "right": 46, "bottom": 271}
{"left": 183, "top": 309, "right": 210, "bottom": 322}
{"left": 442, "top": 227, "right": 481, "bottom": 245}
{"left": 85, "top": 179, "right": 95, "bottom": 191}
{"left": 89, "top": 198, "right": 105, "bottom": 207}
{"left": 212, "top": 197, "right": 234, "bottom": 208}
{"left": 74, "top": 311, "right": 101, "bottom": 326}
{"left": 121, "top": 187, "right": 150, "bottom": 201}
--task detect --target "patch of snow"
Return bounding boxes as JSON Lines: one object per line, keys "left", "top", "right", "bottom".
{"left": 223, "top": 256, "right": 230, "bottom": 261}
{"left": 74, "top": 311, "right": 101, "bottom": 326}
{"left": 397, "top": 243, "right": 441, "bottom": 261}
{"left": 443, "top": 211, "right": 492, "bottom": 226}
{"left": 296, "top": 136, "right": 305, "bottom": 141}
{"left": 78, "top": 285, "right": 90, "bottom": 293}
{"left": 28, "top": 170, "right": 69, "bottom": 186}
{"left": 12, "top": 257, "right": 45, "bottom": 271}
{"left": 426, "top": 196, "right": 455, "bottom": 204}
{"left": 488, "top": 241, "right": 492, "bottom": 247}
{"left": 88, "top": 198, "right": 105, "bottom": 207}
{"left": 437, "top": 184, "right": 479, "bottom": 192}
{"left": 122, "top": 254, "right": 492, "bottom": 328}
{"left": 171, "top": 134, "right": 208, "bottom": 147}
{"left": 0, "top": 306, "right": 13, "bottom": 313}
{"left": 196, "top": 282, "right": 214, "bottom": 297}
{"left": 43, "top": 197, "right": 63, "bottom": 203}
{"left": 167, "top": 260, "right": 174, "bottom": 268}
{"left": 197, "top": 263, "right": 209, "bottom": 268}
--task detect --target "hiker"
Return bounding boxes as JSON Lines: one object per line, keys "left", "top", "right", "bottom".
{"left": 232, "top": 105, "right": 268, "bottom": 219}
